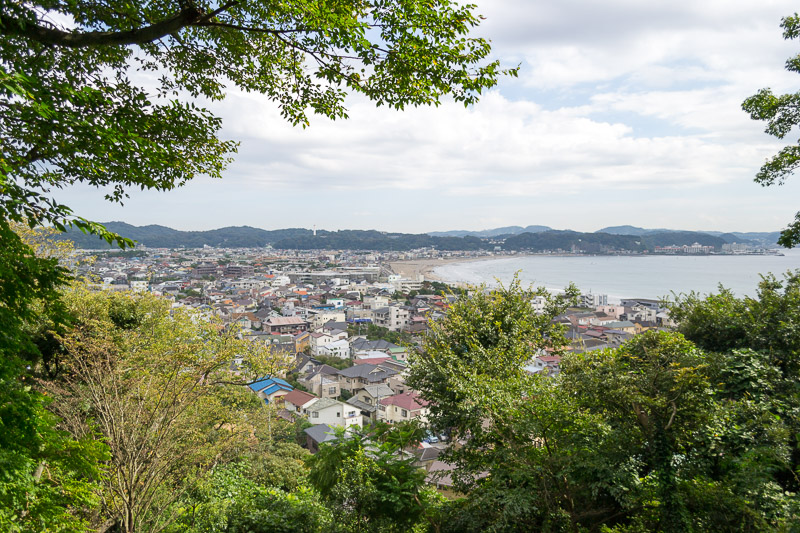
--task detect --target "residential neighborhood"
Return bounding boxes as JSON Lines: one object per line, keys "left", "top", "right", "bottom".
{"left": 74, "top": 245, "right": 677, "bottom": 492}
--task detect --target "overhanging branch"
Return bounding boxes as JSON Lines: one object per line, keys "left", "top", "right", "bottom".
{"left": 0, "top": 7, "right": 204, "bottom": 47}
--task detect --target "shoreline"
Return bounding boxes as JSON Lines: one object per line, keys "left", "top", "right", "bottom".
{"left": 388, "top": 255, "right": 517, "bottom": 284}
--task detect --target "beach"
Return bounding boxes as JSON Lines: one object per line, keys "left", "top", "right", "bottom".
{"left": 388, "top": 255, "right": 507, "bottom": 283}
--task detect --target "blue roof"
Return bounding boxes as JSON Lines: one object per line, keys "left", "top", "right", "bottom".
{"left": 248, "top": 377, "right": 293, "bottom": 393}
{"left": 259, "top": 383, "right": 292, "bottom": 396}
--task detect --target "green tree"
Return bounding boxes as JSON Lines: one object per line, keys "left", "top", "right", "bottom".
{"left": 671, "top": 275, "right": 800, "bottom": 504}
{"left": 670, "top": 272, "right": 800, "bottom": 375}
{"left": 47, "top": 287, "right": 293, "bottom": 533}
{"left": 1, "top": 0, "right": 512, "bottom": 243}
{"left": 0, "top": 355, "right": 108, "bottom": 533}
{"left": 307, "top": 423, "right": 440, "bottom": 533}
{"left": 0, "top": 224, "right": 108, "bottom": 532}
{"left": 742, "top": 13, "right": 800, "bottom": 247}
{"left": 168, "top": 462, "right": 331, "bottom": 533}
{"left": 407, "top": 277, "right": 602, "bottom": 531}
{"left": 563, "top": 332, "right": 715, "bottom": 532}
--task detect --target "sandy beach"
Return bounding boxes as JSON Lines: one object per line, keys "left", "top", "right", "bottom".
{"left": 388, "top": 255, "right": 510, "bottom": 283}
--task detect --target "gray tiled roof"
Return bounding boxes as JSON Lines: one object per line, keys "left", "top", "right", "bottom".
{"left": 338, "top": 364, "right": 398, "bottom": 381}
{"left": 304, "top": 424, "right": 337, "bottom": 444}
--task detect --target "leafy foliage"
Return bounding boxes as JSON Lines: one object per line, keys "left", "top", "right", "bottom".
{"left": 0, "top": 356, "right": 108, "bottom": 533}
{"left": 307, "top": 423, "right": 440, "bottom": 532}
{"left": 46, "top": 287, "right": 294, "bottom": 532}
{"left": 1, "top": 0, "right": 512, "bottom": 245}
{"left": 742, "top": 13, "right": 800, "bottom": 247}
{"left": 168, "top": 462, "right": 331, "bottom": 533}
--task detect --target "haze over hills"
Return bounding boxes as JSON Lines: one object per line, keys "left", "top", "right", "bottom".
{"left": 57, "top": 222, "right": 782, "bottom": 250}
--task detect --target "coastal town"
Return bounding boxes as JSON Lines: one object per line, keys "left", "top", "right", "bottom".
{"left": 78, "top": 244, "right": 676, "bottom": 490}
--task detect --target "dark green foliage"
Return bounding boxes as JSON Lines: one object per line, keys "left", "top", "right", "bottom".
{"left": 169, "top": 463, "right": 331, "bottom": 533}
{"left": 307, "top": 423, "right": 439, "bottom": 532}
{"left": 274, "top": 230, "right": 489, "bottom": 251}
{"left": 742, "top": 13, "right": 800, "bottom": 247}
{"left": 58, "top": 223, "right": 315, "bottom": 249}
{"left": 2, "top": 0, "right": 510, "bottom": 247}
{"left": 640, "top": 231, "right": 725, "bottom": 249}
{"left": 411, "top": 276, "right": 800, "bottom": 531}
{"left": 314, "top": 354, "right": 354, "bottom": 370}
{"left": 671, "top": 272, "right": 800, "bottom": 374}
{"left": 347, "top": 322, "right": 413, "bottom": 345}
{"left": 0, "top": 356, "right": 108, "bottom": 532}
{"left": 503, "top": 230, "right": 647, "bottom": 252}
{"left": 503, "top": 229, "right": 725, "bottom": 252}
{"left": 0, "top": 221, "right": 69, "bottom": 361}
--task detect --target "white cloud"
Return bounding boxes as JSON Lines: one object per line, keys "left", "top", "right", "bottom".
{"left": 214, "top": 87, "right": 779, "bottom": 201}
{"left": 60, "top": 0, "right": 800, "bottom": 232}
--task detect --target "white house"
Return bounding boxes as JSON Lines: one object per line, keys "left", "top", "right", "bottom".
{"left": 306, "top": 397, "right": 362, "bottom": 428}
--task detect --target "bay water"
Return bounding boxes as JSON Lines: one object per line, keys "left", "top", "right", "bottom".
{"left": 433, "top": 249, "right": 800, "bottom": 303}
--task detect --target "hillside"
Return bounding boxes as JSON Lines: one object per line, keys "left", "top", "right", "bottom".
{"left": 57, "top": 222, "right": 314, "bottom": 249}
{"left": 58, "top": 222, "right": 781, "bottom": 250}
{"left": 502, "top": 231, "right": 646, "bottom": 252}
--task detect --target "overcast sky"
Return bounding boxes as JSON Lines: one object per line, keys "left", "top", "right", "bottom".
{"left": 61, "top": 0, "right": 800, "bottom": 234}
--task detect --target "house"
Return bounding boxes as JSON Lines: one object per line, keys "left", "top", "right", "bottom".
{"left": 282, "top": 389, "right": 318, "bottom": 416}
{"left": 525, "top": 355, "right": 562, "bottom": 377}
{"left": 346, "top": 397, "right": 377, "bottom": 421}
{"left": 349, "top": 338, "right": 401, "bottom": 357}
{"left": 304, "top": 423, "right": 337, "bottom": 453}
{"left": 265, "top": 316, "right": 309, "bottom": 334}
{"left": 425, "top": 461, "right": 456, "bottom": 491}
{"left": 337, "top": 364, "right": 398, "bottom": 393}
{"left": 414, "top": 444, "right": 443, "bottom": 465}
{"left": 372, "top": 306, "right": 410, "bottom": 331}
{"left": 292, "top": 353, "right": 318, "bottom": 375}
{"left": 299, "top": 364, "right": 342, "bottom": 398}
{"left": 378, "top": 392, "right": 429, "bottom": 424}
{"left": 248, "top": 377, "right": 293, "bottom": 403}
{"left": 356, "top": 384, "right": 394, "bottom": 408}
{"left": 306, "top": 397, "right": 362, "bottom": 428}
{"left": 603, "top": 321, "right": 636, "bottom": 335}
{"left": 318, "top": 338, "right": 350, "bottom": 359}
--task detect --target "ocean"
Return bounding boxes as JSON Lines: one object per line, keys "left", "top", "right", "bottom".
{"left": 432, "top": 249, "right": 800, "bottom": 303}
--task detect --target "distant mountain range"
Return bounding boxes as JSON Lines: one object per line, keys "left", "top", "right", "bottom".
{"left": 56, "top": 222, "right": 782, "bottom": 250}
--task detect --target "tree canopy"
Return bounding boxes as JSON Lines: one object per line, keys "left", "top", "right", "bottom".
{"left": 1, "top": 0, "right": 512, "bottom": 243}
{"left": 743, "top": 13, "right": 800, "bottom": 247}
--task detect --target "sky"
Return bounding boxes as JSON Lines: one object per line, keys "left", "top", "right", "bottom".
{"left": 59, "top": 0, "right": 800, "bottom": 234}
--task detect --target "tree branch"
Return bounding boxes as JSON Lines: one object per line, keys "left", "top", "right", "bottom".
{"left": 1, "top": 8, "right": 204, "bottom": 47}
{"left": 664, "top": 401, "right": 677, "bottom": 431}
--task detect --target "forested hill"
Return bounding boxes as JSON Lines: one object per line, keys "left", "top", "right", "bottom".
{"left": 58, "top": 223, "right": 491, "bottom": 251}
{"left": 271, "top": 230, "right": 487, "bottom": 251}
{"left": 58, "top": 222, "right": 315, "bottom": 249}
{"left": 503, "top": 231, "right": 646, "bottom": 252}
{"left": 58, "top": 223, "right": 740, "bottom": 251}
{"left": 641, "top": 231, "right": 726, "bottom": 249}
{"left": 502, "top": 230, "right": 726, "bottom": 252}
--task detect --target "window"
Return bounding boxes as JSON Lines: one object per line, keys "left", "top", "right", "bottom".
{"left": 401, "top": 409, "right": 408, "bottom": 417}
{"left": 336, "top": 412, "right": 340, "bottom": 417}
{"left": 329, "top": 387, "right": 336, "bottom": 394}
{"left": 312, "top": 412, "right": 318, "bottom": 418}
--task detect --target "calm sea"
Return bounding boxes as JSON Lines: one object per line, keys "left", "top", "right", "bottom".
{"left": 432, "top": 249, "right": 800, "bottom": 303}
